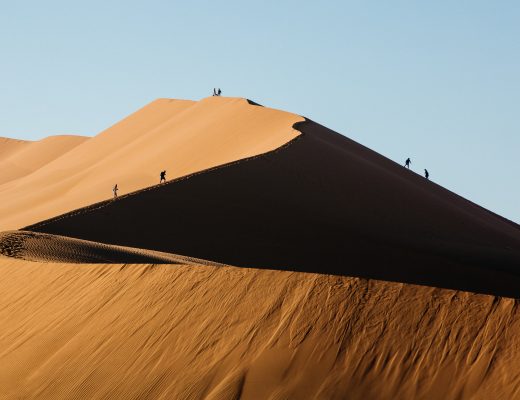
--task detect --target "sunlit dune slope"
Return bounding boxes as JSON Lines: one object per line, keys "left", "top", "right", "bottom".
{"left": 0, "top": 257, "right": 519, "bottom": 399}
{"left": 27, "top": 119, "right": 520, "bottom": 297}
{"left": 0, "top": 97, "right": 302, "bottom": 229}
{"left": 0, "top": 135, "right": 88, "bottom": 185}
{"left": 0, "top": 137, "right": 31, "bottom": 160}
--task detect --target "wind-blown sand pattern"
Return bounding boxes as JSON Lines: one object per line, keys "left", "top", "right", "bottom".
{"left": 1, "top": 97, "right": 520, "bottom": 399}
{"left": 1, "top": 258, "right": 520, "bottom": 399}
{"left": 0, "top": 231, "right": 224, "bottom": 265}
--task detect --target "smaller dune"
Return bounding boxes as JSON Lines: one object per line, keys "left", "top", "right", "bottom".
{"left": 0, "top": 135, "right": 88, "bottom": 185}
{"left": 0, "top": 137, "right": 31, "bottom": 161}
{"left": 0, "top": 231, "right": 223, "bottom": 265}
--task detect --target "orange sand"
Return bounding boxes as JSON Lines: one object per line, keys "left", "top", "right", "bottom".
{"left": 0, "top": 135, "right": 87, "bottom": 185}
{"left": 1, "top": 257, "right": 519, "bottom": 399}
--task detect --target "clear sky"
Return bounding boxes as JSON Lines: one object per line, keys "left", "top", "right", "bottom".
{"left": 1, "top": 1, "right": 518, "bottom": 222}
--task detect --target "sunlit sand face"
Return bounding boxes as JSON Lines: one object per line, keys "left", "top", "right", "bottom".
{"left": 0, "top": 97, "right": 302, "bottom": 230}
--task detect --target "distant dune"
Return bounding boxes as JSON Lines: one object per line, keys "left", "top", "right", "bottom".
{"left": 0, "top": 137, "right": 31, "bottom": 160}
{"left": 25, "top": 117, "right": 520, "bottom": 297}
{"left": 0, "top": 135, "right": 88, "bottom": 185}
{"left": 0, "top": 97, "right": 302, "bottom": 229}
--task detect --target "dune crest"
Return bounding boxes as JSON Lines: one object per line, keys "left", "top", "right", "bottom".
{"left": 0, "top": 231, "right": 224, "bottom": 265}
{"left": 0, "top": 137, "right": 31, "bottom": 161}
{"left": 0, "top": 97, "right": 302, "bottom": 229}
{"left": 24, "top": 119, "right": 520, "bottom": 297}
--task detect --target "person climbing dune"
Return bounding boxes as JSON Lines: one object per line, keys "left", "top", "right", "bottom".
{"left": 424, "top": 169, "right": 429, "bottom": 179}
{"left": 405, "top": 157, "right": 411, "bottom": 169}
{"left": 113, "top": 184, "right": 118, "bottom": 199}
{"left": 160, "top": 170, "right": 166, "bottom": 183}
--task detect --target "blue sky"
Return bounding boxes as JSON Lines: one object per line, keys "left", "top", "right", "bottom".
{"left": 0, "top": 1, "right": 518, "bottom": 222}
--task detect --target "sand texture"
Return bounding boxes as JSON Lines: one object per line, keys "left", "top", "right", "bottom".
{"left": 0, "top": 97, "right": 302, "bottom": 229}
{"left": 1, "top": 258, "right": 520, "bottom": 399}
{"left": 0, "top": 231, "right": 224, "bottom": 265}
{"left": 25, "top": 119, "right": 520, "bottom": 298}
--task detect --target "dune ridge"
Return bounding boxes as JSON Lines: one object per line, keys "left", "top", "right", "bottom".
{"left": 0, "top": 97, "right": 302, "bottom": 229}
{"left": 25, "top": 129, "right": 304, "bottom": 232}
{"left": 24, "top": 118, "right": 520, "bottom": 298}
{"left": 0, "top": 137, "right": 31, "bottom": 160}
{"left": 0, "top": 134, "right": 88, "bottom": 185}
{"left": 0, "top": 231, "right": 225, "bottom": 265}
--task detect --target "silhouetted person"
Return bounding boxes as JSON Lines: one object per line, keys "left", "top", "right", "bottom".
{"left": 424, "top": 169, "right": 429, "bottom": 179}
{"left": 213, "top": 88, "right": 217, "bottom": 96}
{"left": 217, "top": 88, "right": 222, "bottom": 96}
{"left": 405, "top": 158, "right": 411, "bottom": 169}
{"left": 113, "top": 184, "right": 118, "bottom": 199}
{"left": 160, "top": 170, "right": 166, "bottom": 183}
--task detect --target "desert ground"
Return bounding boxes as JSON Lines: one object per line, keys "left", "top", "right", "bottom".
{"left": 1, "top": 97, "right": 519, "bottom": 399}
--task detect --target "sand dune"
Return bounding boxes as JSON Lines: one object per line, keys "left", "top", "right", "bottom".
{"left": 0, "top": 135, "right": 88, "bottom": 185}
{"left": 1, "top": 97, "right": 520, "bottom": 399}
{"left": 0, "top": 97, "right": 302, "bottom": 229}
{"left": 26, "top": 118, "right": 520, "bottom": 297}
{"left": 0, "top": 231, "right": 223, "bottom": 265}
{"left": 1, "top": 257, "right": 519, "bottom": 399}
{"left": 0, "top": 137, "right": 31, "bottom": 161}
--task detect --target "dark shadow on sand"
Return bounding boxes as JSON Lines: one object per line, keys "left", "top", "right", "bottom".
{"left": 25, "top": 120, "right": 520, "bottom": 298}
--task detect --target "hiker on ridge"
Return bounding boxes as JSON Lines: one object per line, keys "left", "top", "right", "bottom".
{"left": 404, "top": 158, "right": 411, "bottom": 169}
{"left": 424, "top": 169, "right": 429, "bottom": 179}
{"left": 160, "top": 170, "right": 167, "bottom": 183}
{"left": 212, "top": 88, "right": 217, "bottom": 96}
{"left": 217, "top": 88, "right": 222, "bottom": 96}
{"left": 113, "top": 184, "right": 118, "bottom": 199}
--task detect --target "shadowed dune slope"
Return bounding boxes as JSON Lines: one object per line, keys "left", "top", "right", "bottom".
{"left": 0, "top": 135, "right": 88, "bottom": 185}
{"left": 0, "top": 97, "right": 302, "bottom": 229}
{"left": 1, "top": 258, "right": 520, "bottom": 399}
{"left": 26, "top": 120, "right": 520, "bottom": 297}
